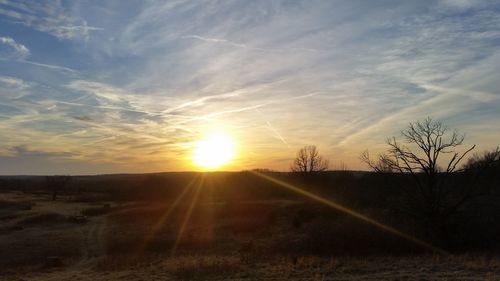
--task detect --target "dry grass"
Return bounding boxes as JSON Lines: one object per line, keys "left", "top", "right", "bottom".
{"left": 1, "top": 190, "right": 500, "bottom": 280}
{"left": 16, "top": 212, "right": 67, "bottom": 226}
{"left": 5, "top": 254, "right": 500, "bottom": 280}
{"left": 94, "top": 255, "right": 244, "bottom": 279}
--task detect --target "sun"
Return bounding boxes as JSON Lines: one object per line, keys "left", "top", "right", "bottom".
{"left": 193, "top": 133, "right": 236, "bottom": 170}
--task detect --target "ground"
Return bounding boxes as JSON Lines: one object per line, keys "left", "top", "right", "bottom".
{"left": 1, "top": 190, "right": 499, "bottom": 280}
{"left": 5, "top": 255, "right": 500, "bottom": 280}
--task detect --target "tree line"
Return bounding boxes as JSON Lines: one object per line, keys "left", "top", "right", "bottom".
{"left": 291, "top": 117, "right": 500, "bottom": 239}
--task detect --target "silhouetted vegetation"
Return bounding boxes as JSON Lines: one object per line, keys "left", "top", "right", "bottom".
{"left": 360, "top": 118, "right": 497, "bottom": 242}
{"left": 291, "top": 145, "right": 329, "bottom": 173}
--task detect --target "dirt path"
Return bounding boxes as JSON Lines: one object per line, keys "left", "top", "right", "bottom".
{"left": 11, "top": 215, "right": 110, "bottom": 281}
{"left": 71, "top": 216, "right": 107, "bottom": 270}
{"left": 68, "top": 206, "right": 139, "bottom": 270}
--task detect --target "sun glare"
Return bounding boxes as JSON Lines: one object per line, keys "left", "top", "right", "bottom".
{"left": 193, "top": 133, "right": 235, "bottom": 170}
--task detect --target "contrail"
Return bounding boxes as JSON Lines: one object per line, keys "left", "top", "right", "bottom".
{"left": 256, "top": 108, "right": 289, "bottom": 147}
{"left": 266, "top": 121, "right": 289, "bottom": 147}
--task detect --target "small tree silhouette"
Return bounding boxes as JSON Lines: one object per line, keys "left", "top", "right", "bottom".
{"left": 291, "top": 145, "right": 329, "bottom": 173}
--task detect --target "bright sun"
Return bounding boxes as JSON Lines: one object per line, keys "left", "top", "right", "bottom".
{"left": 193, "top": 133, "right": 235, "bottom": 170}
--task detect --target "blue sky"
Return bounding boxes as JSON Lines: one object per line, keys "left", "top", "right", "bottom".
{"left": 1, "top": 0, "right": 499, "bottom": 174}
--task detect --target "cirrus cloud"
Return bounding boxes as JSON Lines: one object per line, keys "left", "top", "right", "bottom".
{"left": 0, "top": 36, "right": 29, "bottom": 59}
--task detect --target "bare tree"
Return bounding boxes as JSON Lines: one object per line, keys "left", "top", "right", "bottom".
{"left": 291, "top": 145, "right": 329, "bottom": 173}
{"left": 360, "top": 118, "right": 476, "bottom": 232}
{"left": 360, "top": 151, "right": 394, "bottom": 173}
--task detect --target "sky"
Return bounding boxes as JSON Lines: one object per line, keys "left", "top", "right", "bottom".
{"left": 0, "top": 0, "right": 499, "bottom": 175}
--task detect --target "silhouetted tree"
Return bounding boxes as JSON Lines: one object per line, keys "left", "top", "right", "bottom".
{"left": 291, "top": 145, "right": 329, "bottom": 173}
{"left": 361, "top": 118, "right": 476, "bottom": 236}
{"left": 462, "top": 147, "right": 500, "bottom": 195}
{"left": 45, "top": 176, "right": 71, "bottom": 201}
{"left": 464, "top": 147, "right": 500, "bottom": 170}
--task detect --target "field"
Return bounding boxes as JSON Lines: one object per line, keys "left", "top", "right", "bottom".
{"left": 1, "top": 172, "right": 499, "bottom": 280}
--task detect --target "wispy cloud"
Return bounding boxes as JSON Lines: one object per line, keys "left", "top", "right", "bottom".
{"left": 183, "top": 35, "right": 248, "bottom": 48}
{"left": 0, "top": 36, "right": 29, "bottom": 59}
{"left": 0, "top": 75, "right": 28, "bottom": 89}
{"left": 1, "top": 0, "right": 499, "bottom": 173}
{"left": 0, "top": 0, "right": 102, "bottom": 40}
{"left": 0, "top": 35, "right": 77, "bottom": 73}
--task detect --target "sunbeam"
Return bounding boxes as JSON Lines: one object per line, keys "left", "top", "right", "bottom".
{"left": 250, "top": 171, "right": 448, "bottom": 255}
{"left": 170, "top": 175, "right": 205, "bottom": 256}
{"left": 134, "top": 175, "right": 200, "bottom": 258}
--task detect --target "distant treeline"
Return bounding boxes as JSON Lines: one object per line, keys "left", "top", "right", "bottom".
{"left": 1, "top": 168, "right": 499, "bottom": 203}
